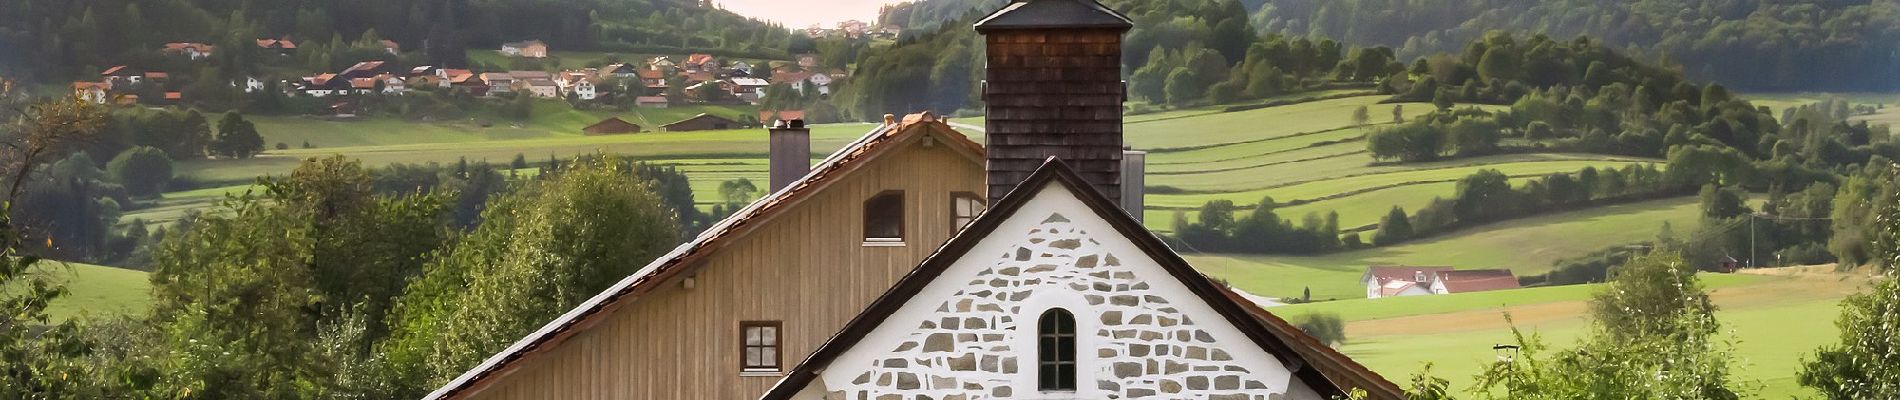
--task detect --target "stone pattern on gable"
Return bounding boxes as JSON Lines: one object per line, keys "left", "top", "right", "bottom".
{"left": 822, "top": 213, "right": 1282, "bottom": 399}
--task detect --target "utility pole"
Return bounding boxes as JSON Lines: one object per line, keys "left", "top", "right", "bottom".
{"left": 1748, "top": 213, "right": 1756, "bottom": 268}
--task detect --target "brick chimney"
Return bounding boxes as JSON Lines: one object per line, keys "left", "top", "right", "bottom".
{"left": 975, "top": 0, "right": 1133, "bottom": 204}
{"left": 768, "top": 119, "right": 811, "bottom": 192}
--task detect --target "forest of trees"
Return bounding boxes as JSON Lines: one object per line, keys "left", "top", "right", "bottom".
{"left": 0, "top": 0, "right": 797, "bottom": 83}
{"left": 874, "top": 0, "right": 1900, "bottom": 92}
{"left": 841, "top": 0, "right": 1400, "bottom": 120}
{"left": 1247, "top": 0, "right": 1900, "bottom": 91}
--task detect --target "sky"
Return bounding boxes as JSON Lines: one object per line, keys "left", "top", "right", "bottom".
{"left": 716, "top": 0, "right": 896, "bottom": 28}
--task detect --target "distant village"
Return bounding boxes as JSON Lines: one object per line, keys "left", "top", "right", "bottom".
{"left": 70, "top": 35, "right": 855, "bottom": 130}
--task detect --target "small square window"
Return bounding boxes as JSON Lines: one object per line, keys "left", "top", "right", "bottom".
{"left": 864, "top": 191, "right": 905, "bottom": 243}
{"left": 741, "top": 321, "right": 782, "bottom": 373}
{"left": 952, "top": 192, "right": 985, "bottom": 233}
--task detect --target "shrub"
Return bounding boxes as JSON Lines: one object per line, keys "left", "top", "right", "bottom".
{"left": 107, "top": 146, "right": 174, "bottom": 197}
{"left": 1291, "top": 313, "right": 1346, "bottom": 346}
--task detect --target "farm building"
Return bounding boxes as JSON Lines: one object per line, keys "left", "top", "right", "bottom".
{"left": 423, "top": 1, "right": 1396, "bottom": 399}
{"left": 500, "top": 40, "right": 548, "bottom": 58}
{"left": 580, "top": 117, "right": 641, "bottom": 135}
{"left": 661, "top": 113, "right": 744, "bottom": 131}
{"left": 634, "top": 96, "right": 669, "bottom": 108}
{"left": 1427, "top": 269, "right": 1521, "bottom": 294}
{"left": 1361, "top": 266, "right": 1520, "bottom": 298}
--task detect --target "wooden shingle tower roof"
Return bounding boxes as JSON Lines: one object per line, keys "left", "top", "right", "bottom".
{"left": 976, "top": 0, "right": 1135, "bottom": 205}
{"left": 973, "top": 0, "right": 1133, "bottom": 32}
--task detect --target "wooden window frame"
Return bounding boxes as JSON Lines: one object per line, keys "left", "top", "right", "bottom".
{"left": 740, "top": 321, "right": 783, "bottom": 374}
{"left": 863, "top": 190, "right": 905, "bottom": 245}
{"left": 1037, "top": 308, "right": 1078, "bottom": 391}
{"left": 951, "top": 192, "right": 985, "bottom": 234}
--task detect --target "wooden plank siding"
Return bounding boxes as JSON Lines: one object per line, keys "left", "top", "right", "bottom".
{"left": 467, "top": 131, "right": 986, "bottom": 399}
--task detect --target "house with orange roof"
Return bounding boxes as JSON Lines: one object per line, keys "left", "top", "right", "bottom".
{"left": 256, "top": 37, "right": 297, "bottom": 55}
{"left": 162, "top": 42, "right": 215, "bottom": 59}
{"left": 72, "top": 82, "right": 110, "bottom": 104}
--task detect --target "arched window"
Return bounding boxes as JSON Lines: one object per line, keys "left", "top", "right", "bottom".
{"left": 1037, "top": 308, "right": 1077, "bottom": 391}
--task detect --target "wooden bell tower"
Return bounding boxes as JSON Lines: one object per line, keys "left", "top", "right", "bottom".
{"left": 974, "top": 0, "right": 1133, "bottom": 204}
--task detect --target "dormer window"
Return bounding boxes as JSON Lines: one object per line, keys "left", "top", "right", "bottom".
{"left": 1414, "top": 271, "right": 1427, "bottom": 282}
{"left": 864, "top": 191, "right": 904, "bottom": 245}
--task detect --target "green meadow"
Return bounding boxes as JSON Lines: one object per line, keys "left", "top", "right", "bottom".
{"left": 13, "top": 262, "right": 152, "bottom": 321}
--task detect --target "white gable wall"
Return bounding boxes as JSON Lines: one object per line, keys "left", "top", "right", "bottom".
{"left": 805, "top": 183, "right": 1318, "bottom": 400}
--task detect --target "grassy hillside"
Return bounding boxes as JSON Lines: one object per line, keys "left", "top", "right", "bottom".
{"left": 12, "top": 262, "right": 152, "bottom": 321}
{"left": 1193, "top": 195, "right": 1714, "bottom": 300}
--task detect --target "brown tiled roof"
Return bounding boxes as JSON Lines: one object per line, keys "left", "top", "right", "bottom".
{"left": 163, "top": 92, "right": 182, "bottom": 100}
{"left": 101, "top": 66, "right": 129, "bottom": 76}
{"left": 143, "top": 72, "right": 169, "bottom": 79}
{"left": 423, "top": 115, "right": 984, "bottom": 400}
{"left": 1434, "top": 269, "right": 1520, "bottom": 293}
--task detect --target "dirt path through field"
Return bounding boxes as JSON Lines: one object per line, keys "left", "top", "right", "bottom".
{"left": 1348, "top": 265, "right": 1878, "bottom": 338}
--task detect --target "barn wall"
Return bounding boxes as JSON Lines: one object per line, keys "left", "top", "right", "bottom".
{"left": 466, "top": 127, "right": 986, "bottom": 399}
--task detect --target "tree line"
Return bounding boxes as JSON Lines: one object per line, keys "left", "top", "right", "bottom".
{"left": 1249, "top": 0, "right": 1900, "bottom": 91}
{"left": 0, "top": 0, "right": 798, "bottom": 82}
{"left": 839, "top": 0, "right": 1403, "bottom": 120}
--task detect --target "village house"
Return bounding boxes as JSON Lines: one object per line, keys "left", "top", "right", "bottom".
{"left": 804, "top": 24, "right": 830, "bottom": 38}
{"left": 256, "top": 37, "right": 297, "bottom": 55}
{"left": 448, "top": 70, "right": 488, "bottom": 96}
{"left": 381, "top": 40, "right": 401, "bottom": 56}
{"left": 683, "top": 53, "right": 719, "bottom": 72}
{"left": 298, "top": 74, "right": 344, "bottom": 97}
{"left": 1360, "top": 266, "right": 1452, "bottom": 298}
{"left": 727, "top": 77, "right": 771, "bottom": 102}
{"left": 600, "top": 63, "right": 639, "bottom": 78}
{"left": 481, "top": 73, "right": 515, "bottom": 95}
{"left": 555, "top": 70, "right": 600, "bottom": 100}
{"left": 521, "top": 79, "right": 559, "bottom": 98}
{"left": 728, "top": 60, "right": 755, "bottom": 76}
{"left": 796, "top": 53, "right": 820, "bottom": 69}
{"left": 162, "top": 42, "right": 215, "bottom": 60}
{"left": 580, "top": 117, "right": 641, "bottom": 135}
{"left": 72, "top": 82, "right": 110, "bottom": 104}
{"left": 100, "top": 66, "right": 143, "bottom": 86}
{"left": 1426, "top": 269, "right": 1522, "bottom": 295}
{"left": 423, "top": 1, "right": 1398, "bottom": 399}
{"left": 500, "top": 40, "right": 548, "bottom": 58}
{"left": 771, "top": 71, "right": 834, "bottom": 96}
{"left": 647, "top": 56, "right": 676, "bottom": 71}
{"left": 1360, "top": 266, "right": 1520, "bottom": 298}
{"left": 377, "top": 74, "right": 408, "bottom": 94}
{"left": 637, "top": 69, "right": 667, "bottom": 91}
{"left": 161, "top": 92, "right": 183, "bottom": 104}
{"left": 660, "top": 113, "right": 743, "bottom": 131}
{"left": 142, "top": 72, "right": 169, "bottom": 83}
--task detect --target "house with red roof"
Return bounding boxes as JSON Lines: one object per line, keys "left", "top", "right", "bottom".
{"left": 1360, "top": 266, "right": 1520, "bottom": 298}
{"left": 162, "top": 42, "right": 215, "bottom": 59}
